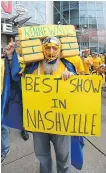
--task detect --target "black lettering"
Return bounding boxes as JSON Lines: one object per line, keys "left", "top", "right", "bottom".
{"left": 83, "top": 79, "right": 91, "bottom": 92}
{"left": 59, "top": 99, "right": 66, "bottom": 109}
{"left": 38, "top": 110, "right": 45, "bottom": 130}
{"left": 34, "top": 77, "right": 40, "bottom": 92}
{"left": 44, "top": 111, "right": 54, "bottom": 130}
{"left": 26, "top": 109, "right": 36, "bottom": 128}
{"left": 78, "top": 114, "right": 83, "bottom": 134}
{"left": 91, "top": 114, "right": 97, "bottom": 135}
{"left": 70, "top": 78, "right": 77, "bottom": 92}
{"left": 55, "top": 112, "right": 61, "bottom": 131}
{"left": 72, "top": 114, "right": 77, "bottom": 133}
{"left": 84, "top": 114, "right": 89, "bottom": 134}
{"left": 77, "top": 79, "right": 83, "bottom": 92}
{"left": 42, "top": 78, "right": 52, "bottom": 93}
{"left": 51, "top": 99, "right": 58, "bottom": 108}
{"left": 54, "top": 78, "right": 62, "bottom": 93}
{"left": 62, "top": 113, "right": 71, "bottom": 132}
{"left": 70, "top": 114, "right": 77, "bottom": 133}
{"left": 25, "top": 77, "right": 33, "bottom": 91}
{"left": 91, "top": 80, "right": 101, "bottom": 93}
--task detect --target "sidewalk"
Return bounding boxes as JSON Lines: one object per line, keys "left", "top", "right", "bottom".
{"left": 1, "top": 91, "right": 106, "bottom": 173}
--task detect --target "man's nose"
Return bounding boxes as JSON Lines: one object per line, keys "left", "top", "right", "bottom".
{"left": 50, "top": 47, "right": 54, "bottom": 53}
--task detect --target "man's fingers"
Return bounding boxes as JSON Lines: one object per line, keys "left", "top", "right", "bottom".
{"left": 62, "top": 71, "right": 74, "bottom": 81}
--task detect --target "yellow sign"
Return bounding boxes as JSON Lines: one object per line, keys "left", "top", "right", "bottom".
{"left": 21, "top": 75, "right": 102, "bottom": 136}
{"left": 18, "top": 25, "right": 76, "bottom": 40}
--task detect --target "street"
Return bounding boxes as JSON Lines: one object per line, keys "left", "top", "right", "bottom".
{"left": 1, "top": 91, "right": 106, "bottom": 173}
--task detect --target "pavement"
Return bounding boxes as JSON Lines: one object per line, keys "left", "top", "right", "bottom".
{"left": 1, "top": 91, "right": 106, "bottom": 173}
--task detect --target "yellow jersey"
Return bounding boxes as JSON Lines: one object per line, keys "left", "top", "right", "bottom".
{"left": 91, "top": 57, "right": 102, "bottom": 69}
{"left": 82, "top": 57, "right": 92, "bottom": 74}
{"left": 64, "top": 56, "right": 84, "bottom": 74}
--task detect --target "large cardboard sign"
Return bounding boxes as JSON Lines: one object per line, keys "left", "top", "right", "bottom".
{"left": 22, "top": 75, "right": 102, "bottom": 136}
{"left": 18, "top": 25, "right": 76, "bottom": 40}
{"left": 18, "top": 25, "right": 79, "bottom": 61}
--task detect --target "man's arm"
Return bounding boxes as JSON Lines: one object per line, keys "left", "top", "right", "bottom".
{"left": 5, "top": 42, "right": 26, "bottom": 81}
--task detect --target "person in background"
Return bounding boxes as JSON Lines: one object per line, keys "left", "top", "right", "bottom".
{"left": 90, "top": 52, "right": 102, "bottom": 71}
{"left": 80, "top": 49, "right": 93, "bottom": 75}
{"left": 1, "top": 39, "right": 29, "bottom": 141}
{"left": 15, "top": 38, "right": 29, "bottom": 141}
{"left": 1, "top": 54, "right": 10, "bottom": 163}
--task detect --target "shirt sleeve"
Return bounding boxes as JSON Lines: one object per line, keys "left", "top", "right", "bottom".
{"left": 77, "top": 57, "right": 84, "bottom": 74}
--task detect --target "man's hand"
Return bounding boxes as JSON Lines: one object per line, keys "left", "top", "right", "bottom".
{"left": 62, "top": 71, "right": 74, "bottom": 81}
{"left": 5, "top": 42, "right": 15, "bottom": 57}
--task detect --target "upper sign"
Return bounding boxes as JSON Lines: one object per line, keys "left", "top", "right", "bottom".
{"left": 18, "top": 25, "right": 76, "bottom": 40}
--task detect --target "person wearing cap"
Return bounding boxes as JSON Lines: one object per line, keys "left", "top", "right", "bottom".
{"left": 91, "top": 52, "right": 102, "bottom": 71}
{"left": 80, "top": 49, "right": 92, "bottom": 74}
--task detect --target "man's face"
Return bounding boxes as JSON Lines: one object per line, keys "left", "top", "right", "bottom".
{"left": 84, "top": 51, "right": 89, "bottom": 56}
{"left": 43, "top": 44, "right": 60, "bottom": 62}
{"left": 45, "top": 45, "right": 59, "bottom": 57}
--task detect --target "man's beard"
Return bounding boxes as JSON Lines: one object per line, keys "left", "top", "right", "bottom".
{"left": 42, "top": 58, "right": 59, "bottom": 75}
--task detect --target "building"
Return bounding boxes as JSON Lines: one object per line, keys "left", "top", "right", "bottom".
{"left": 54, "top": 1, "right": 106, "bottom": 53}
{"left": 1, "top": 1, "right": 53, "bottom": 53}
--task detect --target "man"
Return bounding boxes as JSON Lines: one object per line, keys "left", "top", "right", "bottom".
{"left": 15, "top": 38, "right": 29, "bottom": 141}
{"left": 4, "top": 36, "right": 85, "bottom": 173}
{"left": 81, "top": 49, "right": 92, "bottom": 75}
{"left": 4, "top": 36, "right": 75, "bottom": 173}
{"left": 1, "top": 54, "right": 10, "bottom": 163}
{"left": 91, "top": 52, "right": 102, "bottom": 71}
{"left": 1, "top": 39, "right": 29, "bottom": 141}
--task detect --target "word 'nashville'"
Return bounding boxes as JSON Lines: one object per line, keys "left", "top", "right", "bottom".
{"left": 26, "top": 109, "right": 97, "bottom": 136}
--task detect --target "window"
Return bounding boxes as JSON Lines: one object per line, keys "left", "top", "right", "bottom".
{"left": 70, "top": 18, "right": 79, "bottom": 25}
{"left": 61, "top": 1, "right": 69, "bottom": 8}
{"left": 22, "top": 1, "right": 28, "bottom": 7}
{"left": 38, "top": 1, "right": 46, "bottom": 5}
{"left": 80, "top": 17, "right": 88, "bottom": 25}
{"left": 54, "top": 1, "right": 60, "bottom": 13}
{"left": 88, "top": 11, "right": 96, "bottom": 18}
{"left": 79, "top": 1, "right": 87, "bottom": 10}
{"left": 97, "top": 24, "right": 105, "bottom": 29}
{"left": 80, "top": 10, "right": 88, "bottom": 18}
{"left": 96, "top": 11, "right": 103, "bottom": 18}
{"left": 96, "top": 2, "right": 103, "bottom": 10}
{"left": 37, "top": 12, "right": 46, "bottom": 24}
{"left": 97, "top": 17, "right": 105, "bottom": 29}
{"left": 89, "top": 17, "right": 97, "bottom": 29}
{"left": 54, "top": 13, "right": 60, "bottom": 24}
{"left": 87, "top": 2, "right": 95, "bottom": 10}
{"left": 97, "top": 18, "right": 104, "bottom": 25}
{"left": 38, "top": 4, "right": 46, "bottom": 13}
{"left": 37, "top": 13, "right": 46, "bottom": 24}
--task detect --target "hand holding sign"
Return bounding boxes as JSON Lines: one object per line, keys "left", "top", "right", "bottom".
{"left": 62, "top": 71, "right": 74, "bottom": 81}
